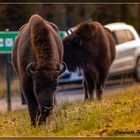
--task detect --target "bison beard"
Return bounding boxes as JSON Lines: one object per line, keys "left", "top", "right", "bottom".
{"left": 63, "top": 21, "right": 116, "bottom": 100}
{"left": 11, "top": 14, "right": 66, "bottom": 126}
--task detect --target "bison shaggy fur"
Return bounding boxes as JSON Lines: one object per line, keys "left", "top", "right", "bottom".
{"left": 12, "top": 14, "right": 66, "bottom": 126}
{"left": 63, "top": 21, "right": 116, "bottom": 100}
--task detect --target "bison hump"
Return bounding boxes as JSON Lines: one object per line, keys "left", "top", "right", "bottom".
{"left": 75, "top": 22, "right": 95, "bottom": 40}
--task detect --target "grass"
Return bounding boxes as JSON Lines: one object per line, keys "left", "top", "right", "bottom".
{"left": 0, "top": 85, "right": 140, "bottom": 136}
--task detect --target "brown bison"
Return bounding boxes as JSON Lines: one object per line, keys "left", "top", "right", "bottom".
{"left": 63, "top": 21, "right": 116, "bottom": 100}
{"left": 12, "top": 14, "right": 66, "bottom": 126}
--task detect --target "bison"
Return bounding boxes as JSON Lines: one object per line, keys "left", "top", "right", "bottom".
{"left": 63, "top": 21, "right": 116, "bottom": 100}
{"left": 12, "top": 14, "right": 66, "bottom": 126}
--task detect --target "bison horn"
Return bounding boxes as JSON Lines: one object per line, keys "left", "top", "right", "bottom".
{"left": 66, "top": 28, "right": 70, "bottom": 35}
{"left": 26, "top": 62, "right": 38, "bottom": 76}
{"left": 66, "top": 28, "right": 75, "bottom": 35}
{"left": 69, "top": 29, "right": 74, "bottom": 34}
{"left": 58, "top": 62, "right": 67, "bottom": 75}
{"left": 68, "top": 28, "right": 77, "bottom": 38}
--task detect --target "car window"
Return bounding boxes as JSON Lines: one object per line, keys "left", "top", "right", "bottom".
{"left": 112, "top": 29, "right": 135, "bottom": 45}
{"left": 111, "top": 32, "right": 118, "bottom": 44}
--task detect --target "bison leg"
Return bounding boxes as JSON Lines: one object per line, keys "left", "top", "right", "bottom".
{"left": 84, "top": 72, "right": 95, "bottom": 100}
{"left": 21, "top": 92, "right": 26, "bottom": 104}
{"left": 20, "top": 80, "right": 38, "bottom": 127}
{"left": 87, "top": 79, "right": 95, "bottom": 100}
{"left": 96, "top": 70, "right": 109, "bottom": 100}
{"left": 28, "top": 101, "right": 39, "bottom": 127}
{"left": 83, "top": 80, "right": 89, "bottom": 100}
{"left": 96, "top": 82, "right": 104, "bottom": 100}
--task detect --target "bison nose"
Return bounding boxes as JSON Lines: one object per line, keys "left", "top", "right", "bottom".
{"left": 44, "top": 106, "right": 53, "bottom": 110}
{"left": 41, "top": 104, "right": 53, "bottom": 113}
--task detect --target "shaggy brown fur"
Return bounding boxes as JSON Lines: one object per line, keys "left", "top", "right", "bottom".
{"left": 12, "top": 14, "right": 65, "bottom": 126}
{"left": 63, "top": 21, "right": 116, "bottom": 100}
{"left": 30, "top": 15, "right": 58, "bottom": 70}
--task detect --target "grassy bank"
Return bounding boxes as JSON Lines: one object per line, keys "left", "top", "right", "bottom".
{"left": 0, "top": 85, "right": 140, "bottom": 136}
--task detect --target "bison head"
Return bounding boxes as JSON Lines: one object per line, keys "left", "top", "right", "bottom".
{"left": 63, "top": 22, "right": 102, "bottom": 72}
{"left": 26, "top": 62, "right": 66, "bottom": 114}
{"left": 64, "top": 28, "right": 81, "bottom": 47}
{"left": 64, "top": 22, "right": 100, "bottom": 47}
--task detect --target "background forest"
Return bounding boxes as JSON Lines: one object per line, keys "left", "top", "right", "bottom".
{"left": 0, "top": 4, "right": 140, "bottom": 76}
{"left": 0, "top": 4, "right": 139, "bottom": 31}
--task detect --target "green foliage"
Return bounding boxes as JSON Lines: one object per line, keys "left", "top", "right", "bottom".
{"left": 0, "top": 4, "right": 139, "bottom": 32}
{"left": 0, "top": 85, "right": 140, "bottom": 136}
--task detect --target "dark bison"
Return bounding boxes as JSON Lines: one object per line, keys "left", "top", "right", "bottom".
{"left": 63, "top": 21, "right": 116, "bottom": 100}
{"left": 12, "top": 14, "right": 66, "bottom": 126}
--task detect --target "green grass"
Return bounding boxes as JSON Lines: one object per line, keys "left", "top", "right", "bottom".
{"left": 0, "top": 85, "right": 140, "bottom": 136}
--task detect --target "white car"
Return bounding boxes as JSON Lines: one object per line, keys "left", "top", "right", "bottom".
{"left": 105, "top": 22, "right": 140, "bottom": 81}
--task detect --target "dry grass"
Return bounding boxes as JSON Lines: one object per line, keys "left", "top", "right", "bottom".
{"left": 0, "top": 85, "right": 140, "bottom": 136}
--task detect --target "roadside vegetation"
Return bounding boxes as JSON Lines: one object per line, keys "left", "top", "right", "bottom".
{"left": 0, "top": 79, "right": 20, "bottom": 98}
{"left": 0, "top": 85, "right": 140, "bottom": 136}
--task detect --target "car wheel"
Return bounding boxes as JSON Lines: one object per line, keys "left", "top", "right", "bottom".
{"left": 135, "top": 58, "right": 140, "bottom": 82}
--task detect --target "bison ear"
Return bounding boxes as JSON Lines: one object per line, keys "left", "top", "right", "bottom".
{"left": 76, "top": 22, "right": 96, "bottom": 40}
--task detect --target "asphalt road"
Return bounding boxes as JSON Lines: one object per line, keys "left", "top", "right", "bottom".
{"left": 0, "top": 78, "right": 137, "bottom": 114}
{"left": 56, "top": 77, "right": 136, "bottom": 104}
